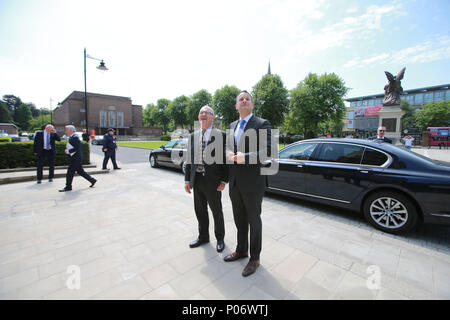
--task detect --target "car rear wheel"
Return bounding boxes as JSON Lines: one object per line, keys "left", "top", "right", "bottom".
{"left": 181, "top": 161, "right": 186, "bottom": 175}
{"left": 363, "top": 191, "right": 418, "bottom": 234}
{"left": 150, "top": 154, "right": 159, "bottom": 168}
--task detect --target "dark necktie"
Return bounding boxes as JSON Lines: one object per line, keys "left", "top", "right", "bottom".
{"left": 46, "top": 133, "right": 50, "bottom": 150}
{"left": 196, "top": 130, "right": 206, "bottom": 173}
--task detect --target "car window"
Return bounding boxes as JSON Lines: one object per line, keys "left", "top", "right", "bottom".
{"left": 175, "top": 140, "right": 188, "bottom": 149}
{"left": 361, "top": 148, "right": 388, "bottom": 166}
{"left": 164, "top": 140, "right": 178, "bottom": 148}
{"left": 315, "top": 143, "right": 364, "bottom": 164}
{"left": 279, "top": 143, "right": 318, "bottom": 160}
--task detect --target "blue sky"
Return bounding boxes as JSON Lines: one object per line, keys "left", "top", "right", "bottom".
{"left": 0, "top": 0, "right": 449, "bottom": 109}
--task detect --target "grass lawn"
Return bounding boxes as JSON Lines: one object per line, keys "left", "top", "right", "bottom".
{"left": 118, "top": 141, "right": 289, "bottom": 150}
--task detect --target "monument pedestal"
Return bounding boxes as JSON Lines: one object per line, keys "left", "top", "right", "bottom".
{"left": 378, "top": 105, "right": 405, "bottom": 145}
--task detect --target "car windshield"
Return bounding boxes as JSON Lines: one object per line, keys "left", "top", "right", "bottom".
{"left": 164, "top": 140, "right": 178, "bottom": 148}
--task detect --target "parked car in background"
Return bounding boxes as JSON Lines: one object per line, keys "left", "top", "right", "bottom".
{"left": 9, "top": 134, "right": 20, "bottom": 142}
{"left": 149, "top": 138, "right": 188, "bottom": 174}
{"left": 266, "top": 138, "right": 450, "bottom": 234}
{"left": 61, "top": 131, "right": 84, "bottom": 141}
{"left": 91, "top": 135, "right": 104, "bottom": 145}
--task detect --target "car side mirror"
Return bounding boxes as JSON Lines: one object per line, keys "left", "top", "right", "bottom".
{"left": 161, "top": 145, "right": 166, "bottom": 150}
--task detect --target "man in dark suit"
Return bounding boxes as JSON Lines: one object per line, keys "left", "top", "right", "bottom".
{"left": 369, "top": 126, "right": 392, "bottom": 143}
{"left": 102, "top": 128, "right": 120, "bottom": 170}
{"left": 59, "top": 125, "right": 97, "bottom": 192}
{"left": 33, "top": 124, "right": 60, "bottom": 184}
{"left": 223, "top": 90, "right": 272, "bottom": 277}
{"left": 184, "top": 106, "right": 228, "bottom": 252}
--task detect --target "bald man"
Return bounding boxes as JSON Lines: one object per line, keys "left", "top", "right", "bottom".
{"left": 33, "top": 124, "right": 61, "bottom": 183}
{"left": 184, "top": 106, "right": 228, "bottom": 253}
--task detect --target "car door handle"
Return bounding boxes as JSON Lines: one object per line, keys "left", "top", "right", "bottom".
{"left": 358, "top": 168, "right": 371, "bottom": 173}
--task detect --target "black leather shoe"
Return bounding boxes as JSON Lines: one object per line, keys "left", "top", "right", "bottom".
{"left": 90, "top": 180, "right": 97, "bottom": 188}
{"left": 48, "top": 179, "right": 53, "bottom": 182}
{"left": 59, "top": 188, "right": 72, "bottom": 192}
{"left": 114, "top": 167, "right": 121, "bottom": 170}
{"left": 37, "top": 180, "right": 41, "bottom": 184}
{"left": 216, "top": 240, "right": 225, "bottom": 252}
{"left": 189, "top": 238, "right": 209, "bottom": 248}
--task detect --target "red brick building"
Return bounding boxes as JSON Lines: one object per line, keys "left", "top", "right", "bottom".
{"left": 53, "top": 91, "right": 161, "bottom": 138}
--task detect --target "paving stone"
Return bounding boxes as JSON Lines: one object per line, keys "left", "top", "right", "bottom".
{"left": 139, "top": 283, "right": 182, "bottom": 300}
{"left": 289, "top": 277, "right": 333, "bottom": 300}
{"left": 91, "top": 276, "right": 151, "bottom": 300}
{"left": 141, "top": 263, "right": 180, "bottom": 290}
{"left": 0, "top": 268, "right": 40, "bottom": 295}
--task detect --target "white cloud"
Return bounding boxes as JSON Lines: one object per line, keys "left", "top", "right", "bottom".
{"left": 343, "top": 35, "right": 450, "bottom": 68}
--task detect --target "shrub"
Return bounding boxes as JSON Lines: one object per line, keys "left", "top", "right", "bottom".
{"left": 0, "top": 137, "right": 12, "bottom": 143}
{"left": 161, "top": 135, "right": 171, "bottom": 141}
{"left": 0, "top": 141, "right": 90, "bottom": 169}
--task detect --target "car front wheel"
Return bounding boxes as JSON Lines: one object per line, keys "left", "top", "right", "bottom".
{"left": 181, "top": 161, "right": 186, "bottom": 175}
{"left": 363, "top": 191, "right": 418, "bottom": 234}
{"left": 150, "top": 154, "right": 159, "bottom": 168}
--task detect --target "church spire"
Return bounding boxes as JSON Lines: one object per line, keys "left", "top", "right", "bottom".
{"left": 267, "top": 61, "right": 272, "bottom": 75}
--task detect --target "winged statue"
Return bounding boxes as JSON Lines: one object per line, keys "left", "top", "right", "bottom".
{"left": 383, "top": 67, "right": 406, "bottom": 106}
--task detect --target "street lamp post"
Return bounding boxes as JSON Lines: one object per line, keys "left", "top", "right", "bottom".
{"left": 84, "top": 48, "right": 108, "bottom": 136}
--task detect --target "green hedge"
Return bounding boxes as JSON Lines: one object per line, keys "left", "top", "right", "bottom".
{"left": 0, "top": 141, "right": 90, "bottom": 169}
{"left": 0, "top": 137, "right": 12, "bottom": 143}
{"left": 161, "top": 135, "right": 171, "bottom": 141}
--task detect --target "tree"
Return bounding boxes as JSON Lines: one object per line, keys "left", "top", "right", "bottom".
{"left": 143, "top": 103, "right": 156, "bottom": 127}
{"left": 212, "top": 85, "right": 241, "bottom": 128}
{"left": 2, "top": 94, "right": 22, "bottom": 122}
{"left": 28, "top": 103, "right": 40, "bottom": 118}
{"left": 0, "top": 101, "right": 12, "bottom": 122}
{"left": 415, "top": 100, "right": 450, "bottom": 132}
{"left": 187, "top": 89, "right": 212, "bottom": 128}
{"left": 400, "top": 100, "right": 416, "bottom": 131}
{"left": 153, "top": 99, "right": 171, "bottom": 133}
{"left": 168, "top": 95, "right": 190, "bottom": 129}
{"left": 286, "top": 73, "right": 348, "bottom": 138}
{"left": 15, "top": 103, "right": 32, "bottom": 130}
{"left": 252, "top": 74, "right": 289, "bottom": 128}
{"left": 29, "top": 114, "right": 52, "bottom": 132}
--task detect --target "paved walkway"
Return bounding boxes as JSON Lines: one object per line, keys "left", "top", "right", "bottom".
{"left": 0, "top": 150, "right": 449, "bottom": 300}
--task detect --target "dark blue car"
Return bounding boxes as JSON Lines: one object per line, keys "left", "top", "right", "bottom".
{"left": 266, "top": 138, "right": 450, "bottom": 234}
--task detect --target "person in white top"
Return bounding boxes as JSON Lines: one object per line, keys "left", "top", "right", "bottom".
{"left": 403, "top": 135, "right": 414, "bottom": 150}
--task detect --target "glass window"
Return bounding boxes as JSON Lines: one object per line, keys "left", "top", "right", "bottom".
{"left": 117, "top": 112, "right": 124, "bottom": 127}
{"left": 109, "top": 111, "right": 115, "bottom": 127}
{"left": 406, "top": 95, "right": 415, "bottom": 104}
{"left": 175, "top": 139, "right": 188, "bottom": 149}
{"left": 279, "top": 143, "right": 318, "bottom": 160}
{"left": 424, "top": 93, "right": 433, "bottom": 104}
{"left": 362, "top": 148, "right": 388, "bottom": 166}
{"left": 100, "top": 110, "right": 107, "bottom": 127}
{"left": 315, "top": 143, "right": 364, "bottom": 164}
{"left": 446, "top": 90, "right": 450, "bottom": 100}
{"left": 434, "top": 91, "right": 445, "bottom": 101}
{"left": 350, "top": 102, "right": 356, "bottom": 107}
{"left": 362, "top": 100, "right": 368, "bottom": 106}
{"left": 163, "top": 140, "right": 177, "bottom": 148}
{"left": 415, "top": 93, "right": 424, "bottom": 104}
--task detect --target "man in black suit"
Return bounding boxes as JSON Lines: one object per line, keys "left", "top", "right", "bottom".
{"left": 184, "top": 106, "right": 228, "bottom": 252}
{"left": 59, "top": 125, "right": 97, "bottom": 192}
{"left": 369, "top": 126, "right": 392, "bottom": 143}
{"left": 102, "top": 128, "right": 120, "bottom": 170}
{"left": 33, "top": 124, "right": 60, "bottom": 184}
{"left": 223, "top": 90, "right": 272, "bottom": 277}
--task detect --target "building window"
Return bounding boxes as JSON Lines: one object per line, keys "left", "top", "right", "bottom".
{"left": 80, "top": 109, "right": 86, "bottom": 113}
{"left": 415, "top": 93, "right": 424, "bottom": 104}
{"left": 117, "top": 112, "right": 124, "bottom": 128}
{"left": 362, "top": 100, "right": 368, "bottom": 106}
{"left": 80, "top": 120, "right": 86, "bottom": 125}
{"left": 350, "top": 102, "right": 356, "bottom": 107}
{"left": 424, "top": 93, "right": 433, "bottom": 104}
{"left": 109, "top": 111, "right": 115, "bottom": 127}
{"left": 100, "top": 110, "right": 107, "bottom": 128}
{"left": 406, "top": 95, "right": 415, "bottom": 104}
{"left": 446, "top": 90, "right": 450, "bottom": 100}
{"left": 434, "top": 91, "right": 445, "bottom": 101}
{"left": 375, "top": 99, "right": 383, "bottom": 105}
{"left": 368, "top": 99, "right": 374, "bottom": 106}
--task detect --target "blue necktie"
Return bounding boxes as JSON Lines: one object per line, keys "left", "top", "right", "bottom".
{"left": 234, "top": 119, "right": 246, "bottom": 146}
{"left": 46, "top": 133, "right": 50, "bottom": 150}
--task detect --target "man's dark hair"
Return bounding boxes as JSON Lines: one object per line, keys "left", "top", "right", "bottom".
{"left": 236, "top": 90, "right": 253, "bottom": 103}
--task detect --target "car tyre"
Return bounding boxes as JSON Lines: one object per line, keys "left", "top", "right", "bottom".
{"left": 150, "top": 154, "right": 159, "bottom": 168}
{"left": 363, "top": 191, "right": 418, "bottom": 234}
{"left": 181, "top": 161, "right": 186, "bottom": 175}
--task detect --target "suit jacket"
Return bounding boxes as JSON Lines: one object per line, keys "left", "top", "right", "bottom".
{"left": 185, "top": 128, "right": 228, "bottom": 190}
{"left": 103, "top": 134, "right": 117, "bottom": 151}
{"left": 67, "top": 134, "right": 83, "bottom": 164}
{"left": 228, "top": 115, "right": 272, "bottom": 194}
{"left": 368, "top": 136, "right": 392, "bottom": 144}
{"left": 33, "top": 131, "right": 61, "bottom": 155}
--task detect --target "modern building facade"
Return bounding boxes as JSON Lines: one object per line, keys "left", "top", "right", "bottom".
{"left": 53, "top": 91, "right": 161, "bottom": 138}
{"left": 344, "top": 83, "right": 450, "bottom": 136}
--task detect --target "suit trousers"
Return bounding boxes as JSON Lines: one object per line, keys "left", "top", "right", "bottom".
{"left": 103, "top": 149, "right": 118, "bottom": 169}
{"left": 229, "top": 183, "right": 264, "bottom": 261}
{"left": 193, "top": 173, "right": 225, "bottom": 242}
{"left": 66, "top": 161, "right": 96, "bottom": 188}
{"left": 37, "top": 150, "right": 55, "bottom": 181}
